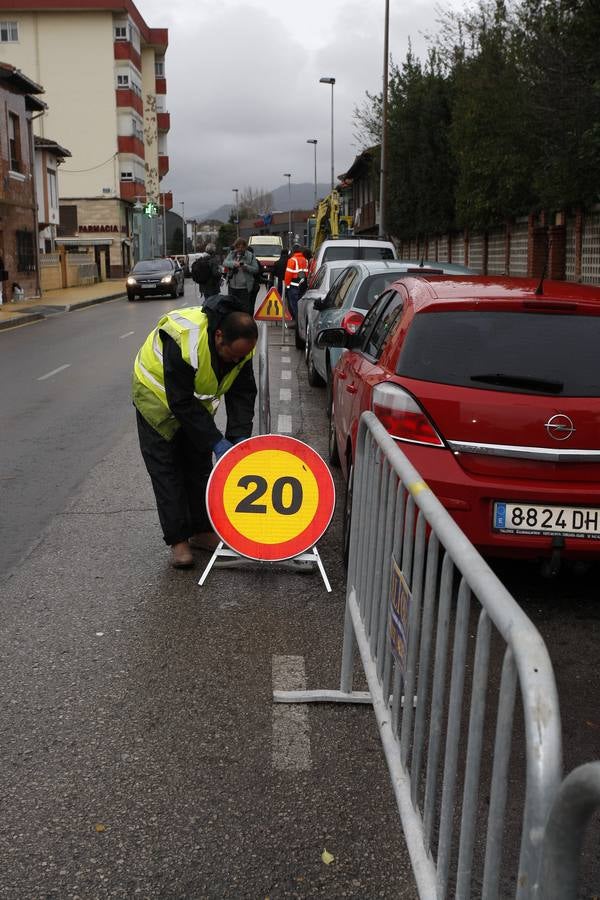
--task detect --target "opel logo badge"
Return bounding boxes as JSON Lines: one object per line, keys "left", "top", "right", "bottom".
{"left": 545, "top": 414, "right": 575, "bottom": 441}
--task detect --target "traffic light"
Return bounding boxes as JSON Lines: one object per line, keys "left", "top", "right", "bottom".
{"left": 144, "top": 201, "right": 158, "bottom": 218}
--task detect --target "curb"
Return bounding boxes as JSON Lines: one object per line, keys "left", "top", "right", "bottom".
{"left": 0, "top": 291, "right": 127, "bottom": 332}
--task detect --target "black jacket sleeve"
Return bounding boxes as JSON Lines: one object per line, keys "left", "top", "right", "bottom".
{"left": 162, "top": 331, "right": 222, "bottom": 453}
{"left": 224, "top": 356, "right": 257, "bottom": 442}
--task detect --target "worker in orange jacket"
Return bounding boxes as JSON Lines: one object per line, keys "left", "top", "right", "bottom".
{"left": 284, "top": 243, "right": 309, "bottom": 319}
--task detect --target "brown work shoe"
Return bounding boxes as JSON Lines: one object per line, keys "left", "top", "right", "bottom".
{"left": 170, "top": 541, "right": 194, "bottom": 568}
{"left": 188, "top": 532, "right": 221, "bottom": 551}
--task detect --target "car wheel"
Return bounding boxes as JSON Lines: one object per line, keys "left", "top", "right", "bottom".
{"left": 295, "top": 323, "right": 305, "bottom": 350}
{"left": 328, "top": 396, "right": 340, "bottom": 468}
{"left": 342, "top": 461, "right": 354, "bottom": 568}
{"left": 307, "top": 343, "right": 325, "bottom": 387}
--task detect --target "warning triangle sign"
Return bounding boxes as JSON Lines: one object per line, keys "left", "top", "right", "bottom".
{"left": 254, "top": 287, "right": 293, "bottom": 322}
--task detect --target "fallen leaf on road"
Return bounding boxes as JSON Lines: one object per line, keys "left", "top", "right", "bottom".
{"left": 321, "top": 849, "right": 335, "bottom": 865}
{"left": 95, "top": 823, "right": 107, "bottom": 833}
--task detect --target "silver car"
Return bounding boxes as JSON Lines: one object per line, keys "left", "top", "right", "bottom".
{"left": 295, "top": 261, "right": 349, "bottom": 350}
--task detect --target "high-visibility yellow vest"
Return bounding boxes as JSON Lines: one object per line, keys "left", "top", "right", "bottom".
{"left": 132, "top": 307, "right": 254, "bottom": 440}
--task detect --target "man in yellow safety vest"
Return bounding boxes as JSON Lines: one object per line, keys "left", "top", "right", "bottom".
{"left": 132, "top": 294, "right": 258, "bottom": 568}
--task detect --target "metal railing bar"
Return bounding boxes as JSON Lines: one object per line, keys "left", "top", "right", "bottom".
{"left": 368, "top": 455, "right": 390, "bottom": 647}
{"left": 371, "top": 469, "right": 398, "bottom": 681}
{"left": 391, "top": 662, "right": 403, "bottom": 738}
{"left": 399, "top": 513, "right": 427, "bottom": 767}
{"left": 455, "top": 609, "right": 492, "bottom": 900}
{"left": 436, "top": 577, "right": 471, "bottom": 899}
{"left": 423, "top": 551, "right": 455, "bottom": 852}
{"left": 482, "top": 646, "right": 517, "bottom": 898}
{"left": 360, "top": 437, "right": 381, "bottom": 620}
{"left": 536, "top": 761, "right": 600, "bottom": 900}
{"left": 401, "top": 494, "right": 416, "bottom": 583}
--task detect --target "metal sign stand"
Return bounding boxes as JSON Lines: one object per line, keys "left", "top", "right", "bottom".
{"left": 198, "top": 542, "right": 331, "bottom": 592}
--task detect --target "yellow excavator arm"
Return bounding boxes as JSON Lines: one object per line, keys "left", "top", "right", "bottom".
{"left": 311, "top": 190, "right": 340, "bottom": 254}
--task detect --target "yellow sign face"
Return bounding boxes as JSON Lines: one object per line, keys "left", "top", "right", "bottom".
{"left": 222, "top": 450, "right": 319, "bottom": 543}
{"left": 206, "top": 435, "right": 336, "bottom": 561}
{"left": 254, "top": 288, "right": 293, "bottom": 322}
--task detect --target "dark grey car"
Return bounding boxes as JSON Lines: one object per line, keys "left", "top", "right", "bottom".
{"left": 126, "top": 258, "right": 185, "bottom": 301}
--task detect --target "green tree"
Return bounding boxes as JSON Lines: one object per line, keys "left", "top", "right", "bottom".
{"left": 217, "top": 222, "right": 236, "bottom": 252}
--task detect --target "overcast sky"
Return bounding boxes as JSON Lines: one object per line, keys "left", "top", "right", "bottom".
{"left": 138, "top": 0, "right": 466, "bottom": 218}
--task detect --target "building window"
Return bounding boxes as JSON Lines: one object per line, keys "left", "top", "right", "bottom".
{"left": 155, "top": 59, "right": 164, "bottom": 77}
{"left": 47, "top": 169, "right": 57, "bottom": 207}
{"left": 8, "top": 112, "right": 21, "bottom": 172}
{"left": 114, "top": 25, "right": 127, "bottom": 40}
{"left": 16, "top": 231, "right": 35, "bottom": 272}
{"left": 121, "top": 171, "right": 133, "bottom": 181}
{"left": 117, "top": 73, "right": 129, "bottom": 87}
{"left": 0, "top": 21, "right": 18, "bottom": 42}
{"left": 58, "top": 204, "right": 78, "bottom": 237}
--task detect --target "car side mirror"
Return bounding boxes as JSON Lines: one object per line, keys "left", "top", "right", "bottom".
{"left": 315, "top": 327, "right": 348, "bottom": 349}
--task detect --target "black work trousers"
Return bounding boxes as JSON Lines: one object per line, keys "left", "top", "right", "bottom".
{"left": 136, "top": 410, "right": 213, "bottom": 546}
{"left": 228, "top": 285, "right": 251, "bottom": 314}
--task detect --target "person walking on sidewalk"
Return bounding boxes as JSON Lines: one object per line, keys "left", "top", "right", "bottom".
{"left": 191, "top": 243, "right": 221, "bottom": 299}
{"left": 223, "top": 238, "right": 258, "bottom": 314}
{"left": 132, "top": 294, "right": 258, "bottom": 569}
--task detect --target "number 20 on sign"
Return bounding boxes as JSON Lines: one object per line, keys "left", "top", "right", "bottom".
{"left": 206, "top": 435, "right": 335, "bottom": 561}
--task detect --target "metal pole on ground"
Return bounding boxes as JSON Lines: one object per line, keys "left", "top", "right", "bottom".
{"left": 258, "top": 321, "right": 271, "bottom": 434}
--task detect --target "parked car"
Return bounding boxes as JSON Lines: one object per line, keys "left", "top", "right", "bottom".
{"left": 309, "top": 237, "right": 397, "bottom": 285}
{"left": 126, "top": 257, "right": 185, "bottom": 301}
{"left": 295, "top": 261, "right": 349, "bottom": 350}
{"left": 319, "top": 274, "right": 600, "bottom": 564}
{"left": 304, "top": 260, "right": 476, "bottom": 399}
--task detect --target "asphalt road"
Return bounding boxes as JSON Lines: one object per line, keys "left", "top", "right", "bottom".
{"left": 0, "top": 281, "right": 597, "bottom": 898}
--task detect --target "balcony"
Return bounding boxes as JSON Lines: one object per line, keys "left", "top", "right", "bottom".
{"left": 113, "top": 41, "right": 141, "bottom": 72}
{"left": 120, "top": 179, "right": 146, "bottom": 202}
{"left": 115, "top": 88, "right": 143, "bottom": 117}
{"left": 155, "top": 77, "right": 167, "bottom": 95}
{"left": 160, "top": 190, "right": 173, "bottom": 211}
{"left": 156, "top": 112, "right": 170, "bottom": 132}
{"left": 117, "top": 135, "right": 145, "bottom": 159}
{"left": 158, "top": 154, "right": 169, "bottom": 177}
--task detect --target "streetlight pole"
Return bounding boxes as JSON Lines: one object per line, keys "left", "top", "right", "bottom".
{"left": 283, "top": 173, "right": 292, "bottom": 249}
{"left": 232, "top": 188, "right": 239, "bottom": 238}
{"left": 319, "top": 76, "right": 336, "bottom": 192}
{"left": 306, "top": 139, "right": 318, "bottom": 208}
{"left": 378, "top": 0, "right": 390, "bottom": 239}
{"left": 180, "top": 201, "right": 185, "bottom": 255}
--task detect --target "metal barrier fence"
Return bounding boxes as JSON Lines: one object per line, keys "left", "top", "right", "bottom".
{"left": 275, "top": 411, "right": 575, "bottom": 898}
{"left": 257, "top": 322, "right": 270, "bottom": 435}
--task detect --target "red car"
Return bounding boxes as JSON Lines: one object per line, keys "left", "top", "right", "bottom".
{"left": 319, "top": 274, "right": 600, "bottom": 564}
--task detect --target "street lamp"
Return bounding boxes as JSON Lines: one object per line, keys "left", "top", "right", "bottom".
{"left": 180, "top": 200, "right": 185, "bottom": 255}
{"left": 232, "top": 187, "right": 239, "bottom": 238}
{"left": 378, "top": 0, "right": 390, "bottom": 238}
{"left": 306, "top": 139, "right": 318, "bottom": 208}
{"left": 319, "top": 76, "right": 336, "bottom": 192}
{"left": 283, "top": 173, "right": 292, "bottom": 249}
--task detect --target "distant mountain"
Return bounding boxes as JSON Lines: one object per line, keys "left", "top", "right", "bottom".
{"left": 193, "top": 182, "right": 332, "bottom": 224}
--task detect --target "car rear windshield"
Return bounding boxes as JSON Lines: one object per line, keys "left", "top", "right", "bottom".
{"left": 354, "top": 273, "right": 404, "bottom": 310}
{"left": 397, "top": 310, "right": 600, "bottom": 396}
{"left": 251, "top": 245, "right": 281, "bottom": 257}
{"left": 133, "top": 260, "right": 169, "bottom": 273}
{"left": 322, "top": 246, "right": 394, "bottom": 263}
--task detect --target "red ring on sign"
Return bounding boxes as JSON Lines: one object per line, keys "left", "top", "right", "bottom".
{"left": 206, "top": 435, "right": 335, "bottom": 561}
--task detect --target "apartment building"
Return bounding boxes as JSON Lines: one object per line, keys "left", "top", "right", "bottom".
{"left": 0, "top": 0, "right": 172, "bottom": 276}
{"left": 0, "top": 61, "right": 44, "bottom": 300}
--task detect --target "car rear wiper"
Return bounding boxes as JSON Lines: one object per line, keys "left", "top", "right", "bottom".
{"left": 470, "top": 373, "right": 564, "bottom": 393}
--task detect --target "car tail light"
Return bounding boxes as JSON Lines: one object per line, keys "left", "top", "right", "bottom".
{"left": 371, "top": 383, "right": 444, "bottom": 446}
{"left": 340, "top": 311, "right": 364, "bottom": 334}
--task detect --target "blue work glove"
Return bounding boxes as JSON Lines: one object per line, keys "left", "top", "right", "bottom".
{"left": 230, "top": 436, "right": 248, "bottom": 445}
{"left": 213, "top": 437, "right": 234, "bottom": 461}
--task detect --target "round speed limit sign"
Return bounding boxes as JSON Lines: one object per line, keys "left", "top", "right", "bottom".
{"left": 206, "top": 435, "right": 335, "bottom": 561}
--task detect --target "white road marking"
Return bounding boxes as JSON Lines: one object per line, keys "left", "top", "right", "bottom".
{"left": 279, "top": 388, "right": 291, "bottom": 402}
{"left": 281, "top": 356, "right": 291, "bottom": 364}
{"left": 272, "top": 655, "right": 311, "bottom": 771}
{"left": 119, "top": 331, "right": 135, "bottom": 339}
{"left": 281, "top": 370, "right": 291, "bottom": 381}
{"left": 278, "top": 414, "right": 292, "bottom": 434}
{"left": 37, "top": 364, "right": 71, "bottom": 381}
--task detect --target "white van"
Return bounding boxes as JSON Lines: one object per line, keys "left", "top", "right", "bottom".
{"left": 248, "top": 235, "right": 284, "bottom": 282}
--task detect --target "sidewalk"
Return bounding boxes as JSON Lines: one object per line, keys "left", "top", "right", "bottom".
{"left": 0, "top": 280, "right": 126, "bottom": 331}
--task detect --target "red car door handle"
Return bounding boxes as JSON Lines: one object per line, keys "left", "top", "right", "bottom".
{"left": 346, "top": 384, "right": 357, "bottom": 394}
